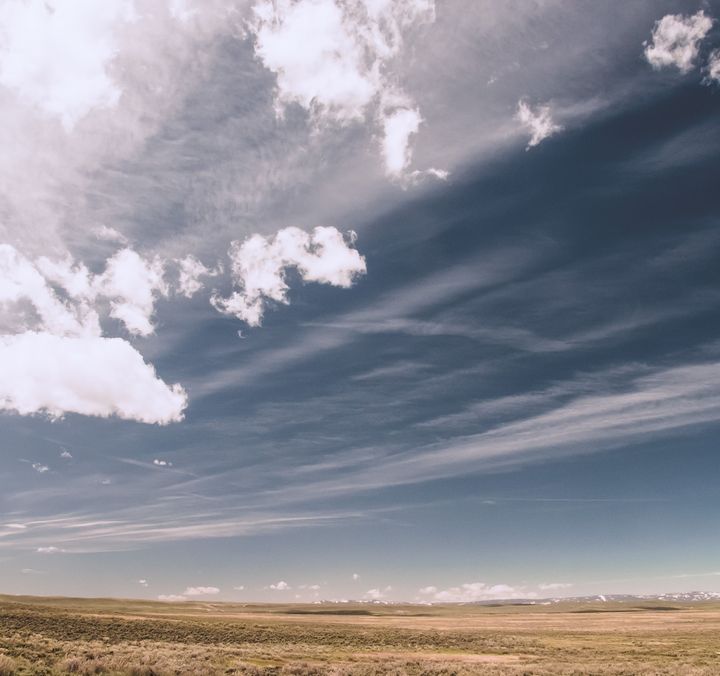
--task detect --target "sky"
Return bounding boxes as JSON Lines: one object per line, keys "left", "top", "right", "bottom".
{"left": 2, "top": 0, "right": 720, "bottom": 604}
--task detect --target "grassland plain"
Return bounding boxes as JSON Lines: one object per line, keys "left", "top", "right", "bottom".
{"left": 1, "top": 595, "right": 720, "bottom": 675}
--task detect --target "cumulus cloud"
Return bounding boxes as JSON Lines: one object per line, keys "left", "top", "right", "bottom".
{"left": 212, "top": 226, "right": 366, "bottom": 327}
{"left": 706, "top": 49, "right": 720, "bottom": 83}
{"left": 31, "top": 463, "right": 49, "bottom": 473}
{"left": 176, "top": 255, "right": 220, "bottom": 298}
{"left": 95, "top": 249, "right": 168, "bottom": 337}
{"left": 0, "top": 243, "right": 189, "bottom": 424}
{"left": 419, "top": 582, "right": 534, "bottom": 602}
{"left": 644, "top": 11, "right": 713, "bottom": 73}
{"left": 183, "top": 586, "right": 220, "bottom": 596}
{"left": 60, "top": 449, "right": 73, "bottom": 459}
{"left": 364, "top": 586, "right": 391, "bottom": 600}
{"left": 92, "top": 224, "right": 128, "bottom": 244}
{"left": 538, "top": 582, "right": 573, "bottom": 591}
{"left": 381, "top": 107, "right": 422, "bottom": 177}
{"left": 0, "top": 244, "right": 98, "bottom": 337}
{"left": 138, "top": 579, "right": 149, "bottom": 587}
{"left": 0, "top": 0, "right": 135, "bottom": 130}
{"left": 153, "top": 459, "right": 173, "bottom": 467}
{"left": 36, "top": 546, "right": 63, "bottom": 554}
{"left": 269, "top": 580, "right": 290, "bottom": 590}
{"left": 516, "top": 100, "right": 562, "bottom": 149}
{"left": 16, "top": 245, "right": 168, "bottom": 338}
{"left": 157, "top": 594, "right": 187, "bottom": 602}
{"left": 0, "top": 332, "right": 187, "bottom": 424}
{"left": 249, "top": 0, "right": 436, "bottom": 175}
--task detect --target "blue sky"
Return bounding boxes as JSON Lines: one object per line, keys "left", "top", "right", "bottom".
{"left": 2, "top": 0, "right": 720, "bottom": 603}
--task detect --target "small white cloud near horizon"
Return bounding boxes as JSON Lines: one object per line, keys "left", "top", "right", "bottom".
{"left": 644, "top": 11, "right": 713, "bottom": 73}
{"left": 158, "top": 594, "right": 187, "bottom": 602}
{"left": 538, "top": 582, "right": 573, "bottom": 592}
{"left": 364, "top": 585, "right": 392, "bottom": 600}
{"left": 269, "top": 580, "right": 290, "bottom": 591}
{"left": 36, "top": 546, "right": 63, "bottom": 554}
{"left": 419, "top": 582, "right": 535, "bottom": 602}
{"left": 183, "top": 586, "right": 220, "bottom": 596}
{"left": 138, "top": 579, "right": 149, "bottom": 587}
{"left": 516, "top": 100, "right": 563, "bottom": 149}
{"left": 233, "top": 585, "right": 245, "bottom": 591}
{"left": 212, "top": 226, "right": 366, "bottom": 327}
{"left": 352, "top": 573, "right": 360, "bottom": 581}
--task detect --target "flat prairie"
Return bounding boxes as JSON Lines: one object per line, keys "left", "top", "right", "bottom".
{"left": 1, "top": 594, "right": 719, "bottom": 675}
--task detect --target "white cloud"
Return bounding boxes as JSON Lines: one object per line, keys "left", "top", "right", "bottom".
{"left": 706, "top": 49, "right": 720, "bottom": 83}
{"left": 36, "top": 546, "right": 63, "bottom": 554}
{"left": 5, "top": 523, "right": 26, "bottom": 530}
{"left": 176, "top": 255, "right": 220, "bottom": 298}
{"left": 0, "top": 0, "right": 135, "bottom": 130}
{"left": 251, "top": 0, "right": 378, "bottom": 123}
{"left": 352, "top": 573, "right": 360, "bottom": 580}
{"left": 60, "top": 449, "right": 72, "bottom": 459}
{"left": 212, "top": 226, "right": 366, "bottom": 327}
{"left": 158, "top": 594, "right": 187, "bottom": 602}
{"left": 92, "top": 224, "right": 128, "bottom": 245}
{"left": 233, "top": 585, "right": 245, "bottom": 591}
{"left": 538, "top": 582, "right": 573, "bottom": 591}
{"left": 96, "top": 249, "right": 168, "bottom": 337}
{"left": 249, "top": 0, "right": 436, "bottom": 173}
{"left": 183, "top": 586, "right": 220, "bottom": 596}
{"left": 516, "top": 100, "right": 562, "bottom": 149}
{"left": 153, "top": 459, "right": 173, "bottom": 467}
{"left": 644, "top": 11, "right": 713, "bottom": 73}
{"left": 31, "top": 462, "right": 49, "bottom": 473}
{"left": 364, "top": 586, "right": 391, "bottom": 600}
{"left": 0, "top": 243, "right": 188, "bottom": 425}
{"left": 7, "top": 245, "right": 168, "bottom": 339}
{"left": 0, "top": 244, "right": 99, "bottom": 337}
{"left": 269, "top": 580, "right": 290, "bottom": 590}
{"left": 381, "top": 107, "right": 421, "bottom": 177}
{"left": 0, "top": 332, "right": 187, "bottom": 424}
{"left": 138, "top": 579, "right": 148, "bottom": 587}
{"left": 419, "top": 582, "right": 533, "bottom": 603}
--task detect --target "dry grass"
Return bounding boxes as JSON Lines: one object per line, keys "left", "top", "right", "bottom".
{"left": 2, "top": 595, "right": 720, "bottom": 675}
{"left": 0, "top": 654, "right": 19, "bottom": 676}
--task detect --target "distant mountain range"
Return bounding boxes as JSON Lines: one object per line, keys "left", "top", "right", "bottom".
{"left": 325, "top": 591, "right": 720, "bottom": 606}
{"left": 475, "top": 591, "right": 720, "bottom": 605}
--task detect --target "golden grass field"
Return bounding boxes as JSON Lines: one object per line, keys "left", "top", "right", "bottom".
{"left": 1, "top": 594, "right": 720, "bottom": 675}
